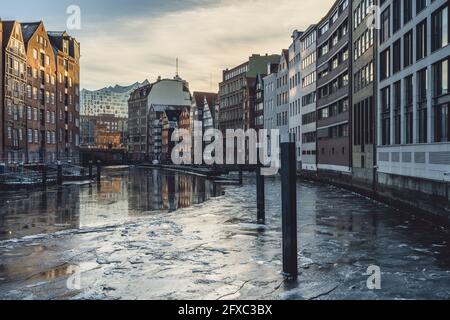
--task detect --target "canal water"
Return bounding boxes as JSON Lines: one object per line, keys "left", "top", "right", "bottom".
{"left": 0, "top": 168, "right": 221, "bottom": 241}
{"left": 0, "top": 167, "right": 450, "bottom": 300}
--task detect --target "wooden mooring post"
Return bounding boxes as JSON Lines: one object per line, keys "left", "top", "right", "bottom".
{"left": 281, "top": 138, "right": 298, "bottom": 281}
{"left": 256, "top": 166, "right": 265, "bottom": 224}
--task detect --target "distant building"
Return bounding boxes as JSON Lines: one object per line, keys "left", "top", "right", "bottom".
{"left": 254, "top": 74, "right": 265, "bottom": 131}
{"left": 80, "top": 81, "right": 148, "bottom": 152}
{"left": 94, "top": 121, "right": 122, "bottom": 150}
{"left": 275, "top": 49, "right": 290, "bottom": 140}
{"left": 161, "top": 109, "right": 183, "bottom": 164}
{"left": 218, "top": 54, "right": 280, "bottom": 132}
{"left": 299, "top": 25, "right": 318, "bottom": 172}
{"left": 191, "top": 92, "right": 218, "bottom": 132}
{"left": 128, "top": 77, "right": 191, "bottom": 162}
{"left": 316, "top": 0, "right": 351, "bottom": 174}
{"left": 1, "top": 21, "right": 27, "bottom": 163}
{"left": 288, "top": 30, "right": 304, "bottom": 168}
{"left": 80, "top": 113, "right": 127, "bottom": 148}
{"left": 128, "top": 83, "right": 152, "bottom": 161}
{"left": 147, "top": 77, "right": 191, "bottom": 162}
{"left": 263, "top": 66, "right": 278, "bottom": 133}
{"left": 81, "top": 81, "right": 148, "bottom": 118}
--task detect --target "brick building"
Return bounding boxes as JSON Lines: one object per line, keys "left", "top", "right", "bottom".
{"left": 21, "top": 22, "right": 58, "bottom": 162}
{"left": 218, "top": 54, "right": 280, "bottom": 132}
{"left": 1, "top": 21, "right": 27, "bottom": 163}
{"left": 47, "top": 31, "right": 81, "bottom": 161}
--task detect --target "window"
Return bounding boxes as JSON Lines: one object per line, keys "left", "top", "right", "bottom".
{"left": 432, "top": 4, "right": 449, "bottom": 52}
{"left": 417, "top": 69, "right": 428, "bottom": 143}
{"left": 393, "top": 81, "right": 402, "bottom": 144}
{"left": 381, "top": 86, "right": 391, "bottom": 146}
{"left": 380, "top": 48, "right": 390, "bottom": 80}
{"left": 404, "top": 75, "right": 414, "bottom": 144}
{"left": 434, "top": 103, "right": 450, "bottom": 142}
{"left": 393, "top": 0, "right": 401, "bottom": 33}
{"left": 393, "top": 39, "right": 401, "bottom": 74}
{"left": 416, "top": 0, "right": 426, "bottom": 14}
{"left": 28, "top": 129, "right": 33, "bottom": 143}
{"left": 404, "top": 0, "right": 413, "bottom": 25}
{"left": 380, "top": 7, "right": 390, "bottom": 43}
{"left": 416, "top": 19, "right": 427, "bottom": 61}
{"left": 434, "top": 58, "right": 449, "bottom": 97}
{"left": 404, "top": 30, "right": 413, "bottom": 68}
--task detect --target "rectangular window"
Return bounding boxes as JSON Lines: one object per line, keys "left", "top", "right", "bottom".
{"left": 417, "top": 68, "right": 428, "bottom": 143}
{"left": 416, "top": 0, "right": 426, "bottom": 14}
{"left": 380, "top": 48, "right": 390, "bottom": 80}
{"left": 404, "top": 30, "right": 413, "bottom": 68}
{"left": 393, "top": 0, "right": 401, "bottom": 33}
{"left": 432, "top": 4, "right": 449, "bottom": 52}
{"left": 416, "top": 19, "right": 427, "bottom": 61}
{"left": 404, "top": 0, "right": 413, "bottom": 25}
{"left": 393, "top": 81, "right": 402, "bottom": 144}
{"left": 393, "top": 39, "right": 401, "bottom": 74}
{"left": 434, "top": 58, "right": 449, "bottom": 97}
{"left": 380, "top": 7, "right": 391, "bottom": 43}
{"left": 381, "top": 86, "right": 391, "bottom": 146}
{"left": 404, "top": 75, "right": 414, "bottom": 144}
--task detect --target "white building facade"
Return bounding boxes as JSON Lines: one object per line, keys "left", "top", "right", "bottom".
{"left": 377, "top": 0, "right": 450, "bottom": 183}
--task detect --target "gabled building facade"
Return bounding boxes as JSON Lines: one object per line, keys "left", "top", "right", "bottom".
{"left": 22, "top": 21, "right": 58, "bottom": 163}
{"left": 47, "top": 31, "right": 81, "bottom": 161}
{"left": 1, "top": 21, "right": 27, "bottom": 163}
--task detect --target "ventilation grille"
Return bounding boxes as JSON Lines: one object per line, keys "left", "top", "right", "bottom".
{"left": 429, "top": 152, "right": 450, "bottom": 165}
{"left": 402, "top": 152, "right": 412, "bottom": 163}
{"left": 379, "top": 152, "right": 390, "bottom": 162}
{"left": 392, "top": 152, "right": 400, "bottom": 162}
{"left": 415, "top": 152, "right": 426, "bottom": 164}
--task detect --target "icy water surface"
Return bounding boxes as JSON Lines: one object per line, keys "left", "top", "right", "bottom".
{"left": 1, "top": 168, "right": 450, "bottom": 300}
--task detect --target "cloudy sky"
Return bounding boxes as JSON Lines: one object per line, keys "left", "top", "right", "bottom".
{"left": 2, "top": 0, "right": 333, "bottom": 91}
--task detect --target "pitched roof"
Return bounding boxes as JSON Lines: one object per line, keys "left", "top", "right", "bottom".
{"left": 193, "top": 91, "right": 218, "bottom": 108}
{"left": 2, "top": 21, "right": 17, "bottom": 46}
{"left": 282, "top": 49, "right": 289, "bottom": 63}
{"left": 21, "top": 22, "right": 41, "bottom": 45}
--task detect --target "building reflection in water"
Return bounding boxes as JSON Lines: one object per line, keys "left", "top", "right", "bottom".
{"left": 0, "top": 187, "right": 80, "bottom": 240}
{"left": 0, "top": 168, "right": 221, "bottom": 240}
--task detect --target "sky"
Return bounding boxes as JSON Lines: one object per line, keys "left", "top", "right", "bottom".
{"left": 1, "top": 0, "right": 333, "bottom": 92}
